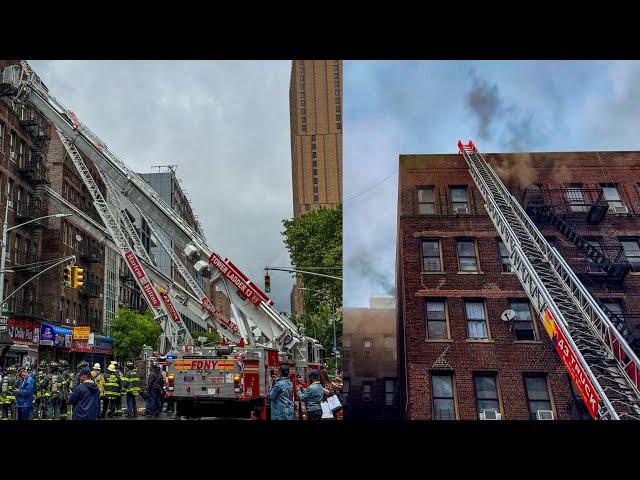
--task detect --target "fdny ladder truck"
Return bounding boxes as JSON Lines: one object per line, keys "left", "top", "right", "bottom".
{"left": 0, "top": 61, "right": 324, "bottom": 418}
{"left": 458, "top": 140, "right": 640, "bottom": 420}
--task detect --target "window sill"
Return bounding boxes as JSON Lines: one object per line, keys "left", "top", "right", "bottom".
{"left": 514, "top": 340, "right": 544, "bottom": 344}
{"left": 457, "top": 271, "right": 483, "bottom": 275}
{"left": 501, "top": 271, "right": 516, "bottom": 275}
{"left": 421, "top": 271, "right": 445, "bottom": 275}
{"left": 465, "top": 339, "right": 494, "bottom": 343}
{"left": 426, "top": 339, "right": 453, "bottom": 343}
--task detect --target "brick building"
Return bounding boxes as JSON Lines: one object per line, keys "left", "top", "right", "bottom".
{"left": 343, "top": 297, "right": 399, "bottom": 420}
{"left": 0, "top": 60, "right": 50, "bottom": 367}
{"left": 396, "top": 151, "right": 640, "bottom": 420}
{"left": 289, "top": 60, "right": 343, "bottom": 317}
{"left": 39, "top": 130, "right": 108, "bottom": 362}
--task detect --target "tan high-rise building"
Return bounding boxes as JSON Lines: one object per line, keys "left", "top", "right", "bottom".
{"left": 290, "top": 60, "right": 342, "bottom": 218}
{"left": 289, "top": 60, "right": 343, "bottom": 317}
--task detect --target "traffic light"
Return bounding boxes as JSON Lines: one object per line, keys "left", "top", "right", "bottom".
{"left": 264, "top": 273, "right": 271, "bottom": 293}
{"left": 72, "top": 266, "right": 84, "bottom": 289}
{"left": 63, "top": 265, "right": 72, "bottom": 288}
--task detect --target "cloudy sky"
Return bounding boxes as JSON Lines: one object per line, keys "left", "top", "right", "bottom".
{"left": 344, "top": 60, "right": 640, "bottom": 307}
{"left": 31, "top": 60, "right": 296, "bottom": 312}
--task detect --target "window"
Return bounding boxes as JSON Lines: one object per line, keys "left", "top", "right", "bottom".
{"left": 511, "top": 300, "right": 536, "bottom": 340}
{"left": 304, "top": 204, "right": 309, "bottom": 211}
{"left": 343, "top": 335, "right": 351, "bottom": 354}
{"left": 362, "top": 382, "right": 373, "bottom": 402}
{"left": 14, "top": 235, "right": 20, "bottom": 263}
{"left": 621, "top": 239, "right": 640, "bottom": 271}
{"left": 363, "top": 338, "right": 372, "bottom": 358}
{"left": 18, "top": 142, "right": 25, "bottom": 168}
{"left": 335, "top": 89, "right": 339, "bottom": 97}
{"left": 301, "top": 125, "right": 306, "bottom": 132}
{"left": 498, "top": 241, "right": 511, "bottom": 272}
{"left": 301, "top": 116, "right": 306, "bottom": 124}
{"left": 457, "top": 240, "right": 479, "bottom": 272}
{"left": 600, "top": 184, "right": 624, "bottom": 210}
{"left": 7, "top": 179, "right": 13, "bottom": 205}
{"left": 431, "top": 373, "right": 456, "bottom": 420}
{"left": 385, "top": 379, "right": 396, "bottom": 407}
{"left": 342, "top": 378, "right": 350, "bottom": 405}
{"left": 524, "top": 375, "right": 553, "bottom": 420}
{"left": 9, "top": 132, "right": 16, "bottom": 155}
{"left": 301, "top": 108, "right": 305, "bottom": 115}
{"left": 451, "top": 186, "right": 469, "bottom": 213}
{"left": 313, "top": 195, "right": 319, "bottom": 203}
{"left": 465, "top": 300, "right": 488, "bottom": 339}
{"left": 384, "top": 335, "right": 395, "bottom": 361}
{"left": 312, "top": 151, "right": 316, "bottom": 158}
{"left": 311, "top": 143, "right": 316, "bottom": 150}
{"left": 334, "top": 64, "right": 339, "bottom": 72}
{"left": 335, "top": 97, "right": 340, "bottom": 104}
{"left": 312, "top": 160, "right": 317, "bottom": 168}
{"left": 586, "top": 239, "right": 605, "bottom": 273}
{"left": 300, "top": 100, "right": 305, "bottom": 107}
{"left": 565, "top": 183, "right": 587, "bottom": 212}
{"left": 313, "top": 185, "right": 318, "bottom": 194}
{"left": 426, "top": 300, "right": 448, "bottom": 340}
{"left": 313, "top": 177, "right": 318, "bottom": 185}
{"left": 336, "top": 114, "right": 341, "bottom": 121}
{"left": 474, "top": 374, "right": 500, "bottom": 417}
{"left": 16, "top": 188, "right": 22, "bottom": 214}
{"left": 311, "top": 135, "right": 316, "bottom": 141}
{"left": 603, "top": 301, "right": 624, "bottom": 320}
{"left": 336, "top": 122, "right": 341, "bottom": 130}
{"left": 334, "top": 72, "right": 339, "bottom": 79}
{"left": 0, "top": 122, "right": 4, "bottom": 151}
{"left": 421, "top": 239, "right": 442, "bottom": 272}
{"left": 312, "top": 168, "right": 318, "bottom": 176}
{"left": 418, "top": 187, "right": 436, "bottom": 214}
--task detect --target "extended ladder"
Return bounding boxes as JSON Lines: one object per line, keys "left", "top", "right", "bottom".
{"left": 57, "top": 129, "right": 191, "bottom": 352}
{"left": 458, "top": 139, "right": 640, "bottom": 420}
{"left": 134, "top": 206, "right": 245, "bottom": 342}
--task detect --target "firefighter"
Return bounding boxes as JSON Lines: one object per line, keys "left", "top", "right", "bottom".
{"left": 36, "top": 361, "right": 52, "bottom": 420}
{"left": 1, "top": 365, "right": 17, "bottom": 420}
{"left": 124, "top": 361, "right": 141, "bottom": 417}
{"left": 58, "top": 360, "right": 73, "bottom": 420}
{"left": 92, "top": 363, "right": 107, "bottom": 419}
{"left": 72, "top": 360, "right": 90, "bottom": 389}
{"left": 103, "top": 363, "right": 122, "bottom": 418}
{"left": 49, "top": 362, "right": 64, "bottom": 419}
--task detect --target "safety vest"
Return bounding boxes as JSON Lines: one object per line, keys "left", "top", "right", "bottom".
{"left": 36, "top": 375, "right": 51, "bottom": 399}
{"left": 104, "top": 373, "right": 121, "bottom": 399}
{"left": 126, "top": 370, "right": 141, "bottom": 395}
{"left": 1, "top": 375, "right": 16, "bottom": 403}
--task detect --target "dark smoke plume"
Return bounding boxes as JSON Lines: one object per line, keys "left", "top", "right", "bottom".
{"left": 347, "top": 255, "right": 395, "bottom": 296}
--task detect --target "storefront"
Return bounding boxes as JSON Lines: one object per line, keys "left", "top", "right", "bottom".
{"left": 38, "top": 322, "right": 72, "bottom": 363}
{"left": 70, "top": 332, "right": 113, "bottom": 369}
{"left": 1, "top": 318, "right": 40, "bottom": 369}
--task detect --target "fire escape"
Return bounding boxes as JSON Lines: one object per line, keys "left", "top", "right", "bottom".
{"left": 521, "top": 185, "right": 638, "bottom": 349}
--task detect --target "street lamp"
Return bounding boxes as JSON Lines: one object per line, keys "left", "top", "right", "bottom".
{"left": 0, "top": 197, "right": 72, "bottom": 311}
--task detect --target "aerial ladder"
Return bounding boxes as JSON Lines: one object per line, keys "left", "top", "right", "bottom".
{"left": 56, "top": 127, "right": 192, "bottom": 353}
{"left": 132, "top": 203, "right": 246, "bottom": 343}
{"left": 0, "top": 61, "right": 308, "bottom": 362}
{"left": 458, "top": 139, "right": 640, "bottom": 420}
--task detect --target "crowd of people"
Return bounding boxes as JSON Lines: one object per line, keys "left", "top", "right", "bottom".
{"left": 0, "top": 359, "right": 164, "bottom": 420}
{"left": 268, "top": 366, "right": 344, "bottom": 420}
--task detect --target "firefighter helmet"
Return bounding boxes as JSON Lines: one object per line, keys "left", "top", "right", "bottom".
{"left": 77, "top": 360, "right": 89, "bottom": 370}
{"left": 58, "top": 360, "right": 68, "bottom": 368}
{"left": 50, "top": 361, "right": 59, "bottom": 370}
{"left": 125, "top": 361, "right": 134, "bottom": 368}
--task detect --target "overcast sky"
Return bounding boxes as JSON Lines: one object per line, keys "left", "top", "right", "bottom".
{"left": 31, "top": 60, "right": 296, "bottom": 312}
{"left": 344, "top": 60, "right": 640, "bottom": 307}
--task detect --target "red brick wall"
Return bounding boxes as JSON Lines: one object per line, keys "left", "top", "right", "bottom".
{"left": 397, "top": 152, "right": 640, "bottom": 420}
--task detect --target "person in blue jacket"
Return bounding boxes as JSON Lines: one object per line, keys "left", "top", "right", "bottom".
{"left": 13, "top": 366, "right": 35, "bottom": 420}
{"left": 268, "top": 365, "right": 294, "bottom": 420}
{"left": 68, "top": 367, "right": 100, "bottom": 420}
{"left": 297, "top": 370, "right": 330, "bottom": 421}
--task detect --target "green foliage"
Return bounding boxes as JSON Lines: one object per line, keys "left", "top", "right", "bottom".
{"left": 110, "top": 307, "right": 162, "bottom": 361}
{"left": 281, "top": 204, "right": 343, "bottom": 364}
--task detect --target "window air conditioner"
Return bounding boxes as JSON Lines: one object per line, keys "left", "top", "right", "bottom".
{"left": 612, "top": 206, "right": 629, "bottom": 214}
{"left": 536, "top": 410, "right": 555, "bottom": 420}
{"left": 479, "top": 409, "right": 502, "bottom": 420}
{"left": 453, "top": 207, "right": 469, "bottom": 214}
{"left": 9, "top": 150, "right": 17, "bottom": 160}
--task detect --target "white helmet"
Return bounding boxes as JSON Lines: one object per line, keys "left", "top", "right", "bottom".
{"left": 93, "top": 363, "right": 101, "bottom": 370}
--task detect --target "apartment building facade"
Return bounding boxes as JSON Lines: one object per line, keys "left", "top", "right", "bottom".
{"left": 343, "top": 297, "right": 399, "bottom": 420}
{"left": 396, "top": 151, "right": 640, "bottom": 420}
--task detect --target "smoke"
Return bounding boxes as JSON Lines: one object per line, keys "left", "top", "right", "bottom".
{"left": 466, "top": 68, "right": 549, "bottom": 188}
{"left": 347, "top": 255, "right": 395, "bottom": 296}
{"left": 467, "top": 72, "right": 500, "bottom": 140}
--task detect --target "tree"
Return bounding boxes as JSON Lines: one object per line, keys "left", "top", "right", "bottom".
{"left": 281, "top": 204, "right": 342, "bottom": 371}
{"left": 110, "top": 307, "right": 162, "bottom": 361}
